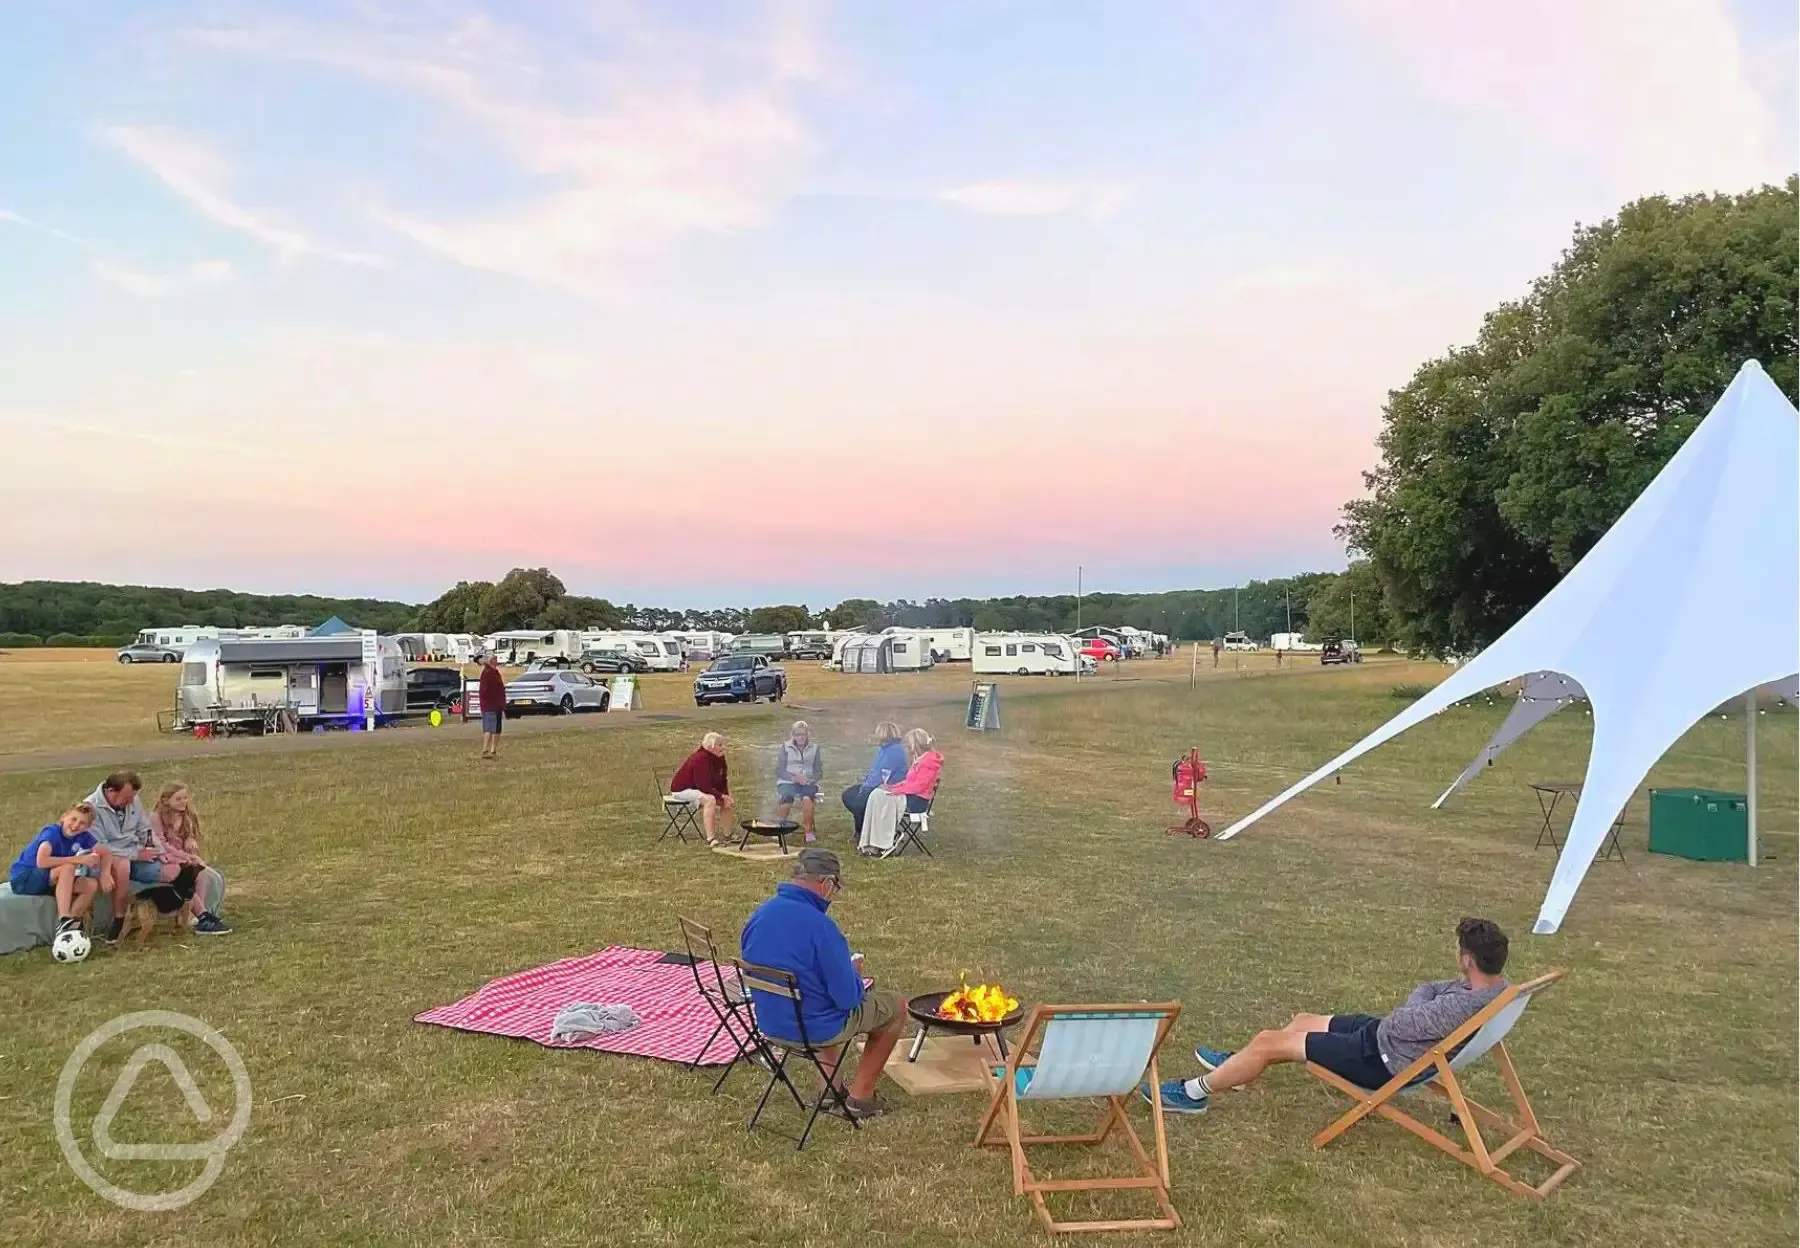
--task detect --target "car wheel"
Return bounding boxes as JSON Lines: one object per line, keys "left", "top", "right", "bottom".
{"left": 559, "top": 695, "right": 575, "bottom": 714}
{"left": 1016, "top": 667, "right": 1029, "bottom": 676}
{"left": 599, "top": 695, "right": 611, "bottom": 712}
{"left": 580, "top": 662, "right": 595, "bottom": 673}
{"left": 164, "top": 653, "right": 179, "bottom": 663}
{"left": 117, "top": 654, "right": 131, "bottom": 663}
{"left": 695, "top": 699, "right": 705, "bottom": 707}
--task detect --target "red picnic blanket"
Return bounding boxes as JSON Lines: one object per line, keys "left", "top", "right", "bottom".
{"left": 414, "top": 944, "right": 745, "bottom": 1066}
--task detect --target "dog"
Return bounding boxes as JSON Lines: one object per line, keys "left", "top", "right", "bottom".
{"left": 120, "top": 864, "right": 201, "bottom": 946}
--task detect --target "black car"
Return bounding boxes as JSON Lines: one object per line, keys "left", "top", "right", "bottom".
{"left": 404, "top": 666, "right": 465, "bottom": 710}
{"left": 693, "top": 654, "right": 787, "bottom": 706}
{"left": 577, "top": 648, "right": 648, "bottom": 674}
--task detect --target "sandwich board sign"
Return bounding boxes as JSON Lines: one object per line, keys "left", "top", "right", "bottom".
{"left": 966, "top": 681, "right": 1000, "bottom": 732}
{"left": 610, "top": 675, "right": 640, "bottom": 711}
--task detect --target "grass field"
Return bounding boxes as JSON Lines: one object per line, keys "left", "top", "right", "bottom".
{"left": 0, "top": 659, "right": 1792, "bottom": 1247}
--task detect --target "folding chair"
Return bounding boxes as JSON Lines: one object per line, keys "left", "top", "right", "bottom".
{"left": 975, "top": 1002, "right": 1183, "bottom": 1235}
{"left": 887, "top": 790, "right": 936, "bottom": 858}
{"left": 655, "top": 770, "right": 702, "bottom": 844}
{"left": 676, "top": 916, "right": 755, "bottom": 1092}
{"left": 735, "top": 960, "right": 858, "bottom": 1150}
{"left": 1308, "top": 970, "right": 1580, "bottom": 1199}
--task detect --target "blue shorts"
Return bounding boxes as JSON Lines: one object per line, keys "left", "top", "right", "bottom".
{"left": 1304, "top": 1014, "right": 1394, "bottom": 1090}
{"left": 10, "top": 866, "right": 55, "bottom": 895}
{"left": 481, "top": 711, "right": 503, "bottom": 733}
{"left": 777, "top": 782, "right": 820, "bottom": 802}
{"left": 129, "top": 859, "right": 170, "bottom": 884}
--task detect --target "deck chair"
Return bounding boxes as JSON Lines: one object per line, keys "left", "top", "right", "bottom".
{"left": 676, "top": 916, "right": 755, "bottom": 1092}
{"left": 734, "top": 960, "right": 858, "bottom": 1150}
{"left": 975, "top": 1002, "right": 1183, "bottom": 1235}
{"left": 655, "top": 770, "right": 702, "bottom": 844}
{"left": 888, "top": 790, "right": 936, "bottom": 858}
{"left": 1308, "top": 970, "right": 1580, "bottom": 1200}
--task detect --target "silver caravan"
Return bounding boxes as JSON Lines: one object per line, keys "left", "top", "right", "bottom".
{"left": 176, "top": 635, "right": 407, "bottom": 731}
{"left": 486, "top": 630, "right": 584, "bottom": 664}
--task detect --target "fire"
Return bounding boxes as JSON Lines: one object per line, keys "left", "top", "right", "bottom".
{"left": 937, "top": 972, "right": 1019, "bottom": 1024}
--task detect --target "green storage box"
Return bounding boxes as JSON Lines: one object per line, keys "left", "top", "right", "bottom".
{"left": 1647, "top": 788, "right": 1748, "bottom": 862}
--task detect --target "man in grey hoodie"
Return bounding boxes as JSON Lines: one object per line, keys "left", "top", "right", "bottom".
{"left": 773, "top": 721, "right": 824, "bottom": 844}
{"left": 1148, "top": 917, "right": 1512, "bottom": 1114}
{"left": 86, "top": 771, "right": 178, "bottom": 943}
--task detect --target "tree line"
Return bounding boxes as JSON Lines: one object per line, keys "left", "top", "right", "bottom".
{"left": 0, "top": 580, "right": 416, "bottom": 648}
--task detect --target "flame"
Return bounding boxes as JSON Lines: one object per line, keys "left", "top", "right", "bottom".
{"left": 936, "top": 972, "right": 1019, "bottom": 1023}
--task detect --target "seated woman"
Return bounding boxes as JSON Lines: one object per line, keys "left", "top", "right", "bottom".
{"left": 668, "top": 733, "right": 735, "bottom": 847}
{"left": 857, "top": 729, "right": 944, "bottom": 857}
{"left": 773, "top": 721, "right": 824, "bottom": 843}
{"left": 841, "top": 722, "right": 907, "bottom": 839}
{"left": 147, "top": 782, "right": 232, "bottom": 935}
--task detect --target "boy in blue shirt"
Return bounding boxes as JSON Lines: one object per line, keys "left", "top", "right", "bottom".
{"left": 9, "top": 801, "right": 108, "bottom": 934}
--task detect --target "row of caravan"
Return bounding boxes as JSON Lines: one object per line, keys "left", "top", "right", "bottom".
{"left": 830, "top": 628, "right": 1096, "bottom": 676}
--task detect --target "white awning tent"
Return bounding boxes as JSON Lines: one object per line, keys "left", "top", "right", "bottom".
{"left": 1433, "top": 673, "right": 1588, "bottom": 809}
{"left": 1217, "top": 360, "right": 1800, "bottom": 935}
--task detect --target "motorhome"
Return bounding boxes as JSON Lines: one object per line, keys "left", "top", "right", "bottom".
{"left": 1222, "top": 631, "right": 1256, "bottom": 651}
{"left": 176, "top": 635, "right": 407, "bottom": 732}
{"left": 486, "top": 630, "right": 585, "bottom": 664}
{"left": 883, "top": 626, "right": 974, "bottom": 663}
{"left": 136, "top": 625, "right": 222, "bottom": 651}
{"left": 1271, "top": 632, "right": 1321, "bottom": 652}
{"left": 973, "top": 633, "right": 1091, "bottom": 676}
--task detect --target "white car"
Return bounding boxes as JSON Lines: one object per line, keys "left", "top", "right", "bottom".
{"left": 503, "top": 670, "right": 611, "bottom": 716}
{"left": 1222, "top": 632, "right": 1257, "bottom": 651}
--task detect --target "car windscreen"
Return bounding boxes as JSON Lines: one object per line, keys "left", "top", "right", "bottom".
{"left": 711, "top": 658, "right": 756, "bottom": 671}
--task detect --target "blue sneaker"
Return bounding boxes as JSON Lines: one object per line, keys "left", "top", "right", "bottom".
{"left": 1141, "top": 1078, "right": 1208, "bottom": 1115}
{"left": 1194, "top": 1046, "right": 1233, "bottom": 1072}
{"left": 193, "top": 913, "right": 232, "bottom": 935}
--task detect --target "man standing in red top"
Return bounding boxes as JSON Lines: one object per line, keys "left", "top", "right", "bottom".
{"left": 478, "top": 654, "right": 508, "bottom": 760}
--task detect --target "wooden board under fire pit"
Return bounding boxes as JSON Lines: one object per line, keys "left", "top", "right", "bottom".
{"left": 862, "top": 1032, "right": 1005, "bottom": 1096}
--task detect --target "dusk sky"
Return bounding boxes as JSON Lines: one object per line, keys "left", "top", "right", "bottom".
{"left": 2, "top": 1, "right": 1794, "bottom": 608}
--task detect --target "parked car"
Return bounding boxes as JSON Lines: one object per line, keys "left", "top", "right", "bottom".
{"left": 404, "top": 666, "right": 465, "bottom": 710}
{"left": 116, "top": 643, "right": 181, "bottom": 664}
{"left": 504, "top": 670, "right": 611, "bottom": 716}
{"left": 1320, "top": 638, "right": 1362, "bottom": 665}
{"left": 693, "top": 654, "right": 787, "bottom": 706}
{"left": 1078, "top": 639, "right": 1121, "bottom": 662}
{"left": 521, "top": 654, "right": 573, "bottom": 670}
{"left": 577, "top": 648, "right": 648, "bottom": 674}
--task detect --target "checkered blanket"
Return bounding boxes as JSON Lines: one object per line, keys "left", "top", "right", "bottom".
{"left": 414, "top": 945, "right": 746, "bottom": 1066}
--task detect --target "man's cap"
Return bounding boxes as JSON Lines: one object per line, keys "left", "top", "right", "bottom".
{"left": 792, "top": 847, "right": 841, "bottom": 880}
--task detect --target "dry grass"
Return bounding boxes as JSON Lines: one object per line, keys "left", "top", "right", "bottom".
{"left": 0, "top": 661, "right": 1790, "bottom": 1247}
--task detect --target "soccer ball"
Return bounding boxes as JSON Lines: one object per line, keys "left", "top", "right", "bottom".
{"left": 51, "top": 928, "right": 91, "bottom": 963}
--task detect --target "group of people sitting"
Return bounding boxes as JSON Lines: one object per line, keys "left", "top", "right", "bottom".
{"left": 8, "top": 769, "right": 232, "bottom": 945}
{"left": 667, "top": 721, "right": 944, "bottom": 857}
{"left": 735, "top": 854, "right": 1515, "bottom": 1127}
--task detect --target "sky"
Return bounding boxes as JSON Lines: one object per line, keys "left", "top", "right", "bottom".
{"left": 1, "top": 0, "right": 1794, "bottom": 608}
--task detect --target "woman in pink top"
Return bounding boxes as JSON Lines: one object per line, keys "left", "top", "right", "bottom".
{"left": 858, "top": 729, "right": 943, "bottom": 857}
{"left": 147, "top": 783, "right": 232, "bottom": 935}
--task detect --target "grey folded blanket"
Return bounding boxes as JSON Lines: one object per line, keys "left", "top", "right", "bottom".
{"left": 550, "top": 1002, "right": 641, "bottom": 1043}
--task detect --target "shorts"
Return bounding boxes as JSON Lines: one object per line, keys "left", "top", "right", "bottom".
{"left": 1303, "top": 1013, "right": 1394, "bottom": 1090}
{"left": 9, "top": 866, "right": 55, "bottom": 895}
{"left": 481, "top": 711, "right": 503, "bottom": 734}
{"left": 129, "top": 859, "right": 170, "bottom": 884}
{"left": 776, "top": 782, "right": 820, "bottom": 802}
{"left": 820, "top": 987, "right": 904, "bottom": 1048}
{"left": 667, "top": 789, "right": 708, "bottom": 805}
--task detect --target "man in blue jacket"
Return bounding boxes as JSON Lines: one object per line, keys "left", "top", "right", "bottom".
{"left": 740, "top": 848, "right": 905, "bottom": 1119}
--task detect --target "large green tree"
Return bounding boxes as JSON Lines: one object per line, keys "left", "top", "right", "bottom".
{"left": 1342, "top": 180, "right": 1798, "bottom": 654}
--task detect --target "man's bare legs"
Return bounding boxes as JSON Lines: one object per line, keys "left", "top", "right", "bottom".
{"left": 1193, "top": 1013, "right": 1332, "bottom": 1093}
{"left": 818, "top": 1013, "right": 904, "bottom": 1103}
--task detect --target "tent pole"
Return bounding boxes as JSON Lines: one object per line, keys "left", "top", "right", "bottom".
{"left": 1745, "top": 690, "right": 1758, "bottom": 867}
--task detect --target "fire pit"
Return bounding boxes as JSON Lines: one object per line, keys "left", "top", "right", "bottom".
{"left": 736, "top": 819, "right": 799, "bottom": 854}
{"left": 905, "top": 988, "right": 1026, "bottom": 1062}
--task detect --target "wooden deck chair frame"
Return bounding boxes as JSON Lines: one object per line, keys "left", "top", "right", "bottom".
{"left": 655, "top": 770, "right": 703, "bottom": 844}
{"left": 888, "top": 790, "right": 936, "bottom": 858}
{"left": 676, "top": 916, "right": 755, "bottom": 1091}
{"left": 734, "top": 960, "right": 858, "bottom": 1150}
{"left": 1307, "top": 969, "right": 1579, "bottom": 1200}
{"left": 975, "top": 1002, "right": 1183, "bottom": 1235}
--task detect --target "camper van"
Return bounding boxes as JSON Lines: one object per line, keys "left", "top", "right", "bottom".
{"left": 176, "top": 635, "right": 407, "bottom": 731}
{"left": 486, "top": 630, "right": 585, "bottom": 665}
{"left": 135, "top": 625, "right": 222, "bottom": 651}
{"left": 973, "top": 633, "right": 1092, "bottom": 676}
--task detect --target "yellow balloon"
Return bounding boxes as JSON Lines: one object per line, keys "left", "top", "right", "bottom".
{"left": 428, "top": 709, "right": 443, "bottom": 727}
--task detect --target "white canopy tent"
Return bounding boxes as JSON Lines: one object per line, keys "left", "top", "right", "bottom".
{"left": 1432, "top": 673, "right": 1587, "bottom": 809}
{"left": 1217, "top": 360, "right": 1800, "bottom": 935}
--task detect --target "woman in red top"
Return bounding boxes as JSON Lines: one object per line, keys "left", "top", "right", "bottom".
{"left": 668, "top": 732, "right": 735, "bottom": 845}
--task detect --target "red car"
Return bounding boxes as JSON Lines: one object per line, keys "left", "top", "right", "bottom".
{"left": 1079, "top": 639, "right": 1121, "bottom": 661}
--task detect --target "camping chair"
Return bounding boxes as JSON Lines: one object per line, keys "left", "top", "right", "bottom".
{"left": 676, "top": 916, "right": 755, "bottom": 1092}
{"left": 888, "top": 789, "right": 936, "bottom": 858}
{"left": 1307, "top": 970, "right": 1580, "bottom": 1200}
{"left": 734, "top": 960, "right": 858, "bottom": 1150}
{"left": 975, "top": 1002, "right": 1183, "bottom": 1235}
{"left": 655, "top": 770, "right": 703, "bottom": 844}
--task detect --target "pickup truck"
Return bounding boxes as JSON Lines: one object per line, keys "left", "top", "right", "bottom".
{"left": 693, "top": 654, "right": 787, "bottom": 706}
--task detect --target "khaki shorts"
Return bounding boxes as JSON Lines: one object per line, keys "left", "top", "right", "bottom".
{"left": 820, "top": 986, "right": 904, "bottom": 1047}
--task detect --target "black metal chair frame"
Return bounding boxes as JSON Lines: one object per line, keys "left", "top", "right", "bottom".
{"left": 677, "top": 917, "right": 756, "bottom": 1093}
{"left": 656, "top": 770, "right": 703, "bottom": 844}
{"left": 735, "top": 959, "right": 859, "bottom": 1149}
{"left": 887, "top": 791, "right": 936, "bottom": 858}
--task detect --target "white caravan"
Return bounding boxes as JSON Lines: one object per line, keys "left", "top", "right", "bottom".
{"left": 582, "top": 631, "right": 684, "bottom": 671}
{"left": 883, "top": 626, "right": 975, "bottom": 662}
{"left": 487, "top": 630, "right": 585, "bottom": 664}
{"left": 886, "top": 632, "right": 935, "bottom": 672}
{"left": 973, "top": 632, "right": 1092, "bottom": 676}
{"left": 676, "top": 631, "right": 731, "bottom": 661}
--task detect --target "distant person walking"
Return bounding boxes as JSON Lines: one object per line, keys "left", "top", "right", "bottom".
{"left": 479, "top": 655, "right": 508, "bottom": 760}
{"left": 1212, "top": 638, "right": 1222, "bottom": 667}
